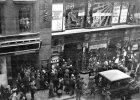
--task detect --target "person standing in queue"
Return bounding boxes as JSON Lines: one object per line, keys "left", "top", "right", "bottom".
{"left": 75, "top": 77, "right": 84, "bottom": 100}
{"left": 30, "top": 77, "right": 37, "bottom": 100}
{"left": 49, "top": 80, "right": 54, "bottom": 98}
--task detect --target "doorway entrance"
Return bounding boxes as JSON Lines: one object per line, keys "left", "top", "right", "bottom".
{"left": 11, "top": 53, "right": 38, "bottom": 78}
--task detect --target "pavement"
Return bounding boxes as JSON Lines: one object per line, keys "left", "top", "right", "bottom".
{"left": 24, "top": 90, "right": 76, "bottom": 100}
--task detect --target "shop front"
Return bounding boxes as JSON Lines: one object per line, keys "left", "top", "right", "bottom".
{"left": 52, "top": 27, "right": 140, "bottom": 71}
{"left": 11, "top": 53, "right": 39, "bottom": 78}
{"left": 51, "top": 34, "right": 84, "bottom": 67}
{"left": 0, "top": 32, "right": 41, "bottom": 84}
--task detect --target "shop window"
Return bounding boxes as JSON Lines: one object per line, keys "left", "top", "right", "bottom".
{"left": 18, "top": 5, "right": 33, "bottom": 32}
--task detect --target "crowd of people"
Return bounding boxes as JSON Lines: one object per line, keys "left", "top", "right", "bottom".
{"left": 87, "top": 47, "right": 140, "bottom": 80}
{"left": 0, "top": 64, "right": 51, "bottom": 100}
{"left": 0, "top": 59, "right": 87, "bottom": 100}
{"left": 48, "top": 59, "right": 83, "bottom": 99}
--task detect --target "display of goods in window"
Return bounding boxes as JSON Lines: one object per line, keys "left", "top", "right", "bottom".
{"left": 86, "top": 1, "right": 113, "bottom": 28}
{"left": 65, "top": 1, "right": 86, "bottom": 29}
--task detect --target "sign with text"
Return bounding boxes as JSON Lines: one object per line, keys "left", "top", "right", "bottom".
{"left": 112, "top": 2, "right": 121, "bottom": 24}
{"left": 0, "top": 56, "right": 7, "bottom": 86}
{"left": 52, "top": 3, "right": 64, "bottom": 32}
{"left": 120, "top": 2, "right": 129, "bottom": 23}
{"left": 89, "top": 43, "right": 107, "bottom": 50}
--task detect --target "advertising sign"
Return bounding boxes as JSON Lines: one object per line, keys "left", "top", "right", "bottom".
{"left": 89, "top": 43, "right": 107, "bottom": 50}
{"left": 120, "top": 2, "right": 129, "bottom": 23}
{"left": 52, "top": 3, "right": 64, "bottom": 32}
{"left": 0, "top": 56, "right": 8, "bottom": 86}
{"left": 86, "top": 1, "right": 113, "bottom": 28}
{"left": 112, "top": 2, "right": 121, "bottom": 24}
{"left": 65, "top": 2, "right": 86, "bottom": 29}
{"left": 132, "top": 44, "right": 138, "bottom": 51}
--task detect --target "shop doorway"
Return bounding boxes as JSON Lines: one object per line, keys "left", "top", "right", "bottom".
{"left": 11, "top": 53, "right": 38, "bottom": 78}
{"left": 64, "top": 43, "right": 83, "bottom": 66}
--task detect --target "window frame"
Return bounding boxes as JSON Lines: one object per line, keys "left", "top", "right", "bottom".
{"left": 0, "top": 4, "right": 4, "bottom": 35}
{"left": 15, "top": 3, "right": 34, "bottom": 33}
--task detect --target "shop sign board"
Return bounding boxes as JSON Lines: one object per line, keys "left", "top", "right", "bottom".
{"left": 51, "top": 56, "right": 59, "bottom": 63}
{"left": 65, "top": 2, "right": 86, "bottom": 29}
{"left": 86, "top": 1, "right": 113, "bottom": 28}
{"left": 89, "top": 43, "right": 107, "bottom": 50}
{"left": 120, "top": 2, "right": 129, "bottom": 23}
{"left": 112, "top": 2, "right": 121, "bottom": 24}
{"left": 132, "top": 44, "right": 138, "bottom": 51}
{"left": 52, "top": 3, "right": 64, "bottom": 32}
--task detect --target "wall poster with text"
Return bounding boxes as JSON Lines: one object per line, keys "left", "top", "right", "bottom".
{"left": 111, "top": 2, "right": 121, "bottom": 24}
{"left": 52, "top": 3, "right": 64, "bottom": 32}
{"left": 0, "top": 56, "right": 8, "bottom": 86}
{"left": 120, "top": 2, "right": 129, "bottom": 23}
{"left": 86, "top": 0, "right": 113, "bottom": 28}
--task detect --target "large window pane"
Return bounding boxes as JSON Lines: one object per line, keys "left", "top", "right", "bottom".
{"left": 19, "top": 6, "right": 32, "bottom": 32}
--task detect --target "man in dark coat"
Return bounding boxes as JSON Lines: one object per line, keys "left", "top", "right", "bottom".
{"left": 76, "top": 77, "right": 84, "bottom": 100}
{"left": 70, "top": 74, "right": 75, "bottom": 96}
{"left": 53, "top": 76, "right": 59, "bottom": 93}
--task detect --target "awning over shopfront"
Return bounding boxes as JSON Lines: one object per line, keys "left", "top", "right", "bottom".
{"left": 0, "top": 32, "right": 41, "bottom": 55}
{"left": 89, "top": 43, "right": 107, "bottom": 50}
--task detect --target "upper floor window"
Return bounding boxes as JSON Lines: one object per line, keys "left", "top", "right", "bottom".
{"left": 0, "top": 6, "right": 4, "bottom": 34}
{"left": 0, "top": 7, "right": 2, "bottom": 34}
{"left": 17, "top": 5, "right": 33, "bottom": 33}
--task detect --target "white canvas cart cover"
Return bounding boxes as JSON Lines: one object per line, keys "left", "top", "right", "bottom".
{"left": 99, "top": 69, "right": 131, "bottom": 82}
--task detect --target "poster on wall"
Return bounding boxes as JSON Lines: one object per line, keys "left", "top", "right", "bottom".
{"left": 65, "top": 2, "right": 86, "bottom": 29}
{"left": 0, "top": 56, "right": 8, "bottom": 86}
{"left": 120, "top": 2, "right": 129, "bottom": 23}
{"left": 112, "top": 2, "right": 121, "bottom": 24}
{"left": 86, "top": 1, "right": 113, "bottom": 28}
{"left": 52, "top": 3, "right": 64, "bottom": 32}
